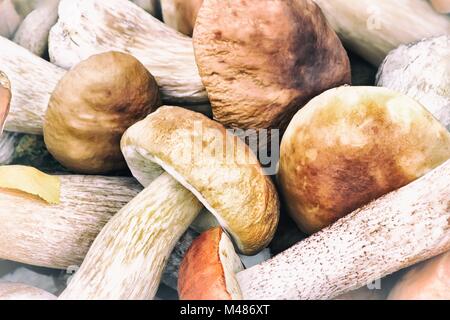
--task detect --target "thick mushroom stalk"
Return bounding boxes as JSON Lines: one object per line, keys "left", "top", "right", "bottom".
{"left": 0, "top": 36, "right": 65, "bottom": 134}
{"left": 180, "top": 159, "right": 450, "bottom": 299}
{"left": 49, "top": 0, "right": 207, "bottom": 104}
{"left": 0, "top": 71, "right": 11, "bottom": 134}
{"left": 311, "top": 0, "right": 450, "bottom": 66}
{"left": 0, "top": 282, "right": 56, "bottom": 300}
{"left": 60, "top": 106, "right": 279, "bottom": 299}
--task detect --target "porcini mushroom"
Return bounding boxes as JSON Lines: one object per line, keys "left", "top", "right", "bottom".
{"left": 388, "top": 251, "right": 449, "bottom": 300}
{"left": 0, "top": 282, "right": 56, "bottom": 300}
{"left": 13, "top": 0, "right": 60, "bottom": 57}
{"left": 377, "top": 36, "right": 450, "bottom": 130}
{"left": 278, "top": 86, "right": 450, "bottom": 234}
{"left": 0, "top": 0, "right": 37, "bottom": 39}
{"left": 0, "top": 165, "right": 196, "bottom": 289}
{"left": 59, "top": 106, "right": 279, "bottom": 299}
{"left": 49, "top": 0, "right": 207, "bottom": 104}
{"left": 179, "top": 159, "right": 450, "bottom": 299}
{"left": 193, "top": 0, "right": 350, "bottom": 146}
{"left": 311, "top": 0, "right": 450, "bottom": 65}
{"left": 0, "top": 71, "right": 11, "bottom": 134}
{"left": 160, "top": 0, "right": 203, "bottom": 36}
{"left": 43, "top": 51, "right": 160, "bottom": 174}
{"left": 0, "top": 36, "right": 65, "bottom": 134}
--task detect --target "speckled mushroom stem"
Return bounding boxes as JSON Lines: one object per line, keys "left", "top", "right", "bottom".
{"left": 312, "top": 0, "right": 450, "bottom": 65}
{"left": 59, "top": 172, "right": 203, "bottom": 299}
{"left": 237, "top": 159, "right": 450, "bottom": 299}
{"left": 0, "top": 173, "right": 199, "bottom": 290}
{"left": 0, "top": 36, "right": 65, "bottom": 134}
{"left": 49, "top": 0, "right": 207, "bottom": 104}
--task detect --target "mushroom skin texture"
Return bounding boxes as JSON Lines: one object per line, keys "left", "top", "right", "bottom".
{"left": 0, "top": 71, "right": 11, "bottom": 134}
{"left": 13, "top": 0, "right": 60, "bottom": 57}
{"left": 60, "top": 106, "right": 279, "bottom": 299}
{"left": 312, "top": 0, "right": 450, "bottom": 66}
{"left": 161, "top": 0, "right": 203, "bottom": 36}
{"left": 430, "top": 0, "right": 450, "bottom": 13}
{"left": 193, "top": 0, "right": 350, "bottom": 139}
{"left": 178, "top": 227, "right": 244, "bottom": 300}
{"left": 0, "top": 36, "right": 65, "bottom": 135}
{"left": 43, "top": 51, "right": 160, "bottom": 174}
{"left": 376, "top": 36, "right": 450, "bottom": 130}
{"left": 49, "top": 0, "right": 207, "bottom": 104}
{"left": 278, "top": 86, "right": 450, "bottom": 234}
{"left": 388, "top": 251, "right": 450, "bottom": 300}
{"left": 0, "top": 282, "right": 56, "bottom": 300}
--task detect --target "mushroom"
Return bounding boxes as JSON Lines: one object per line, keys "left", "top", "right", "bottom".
{"left": 0, "top": 0, "right": 38, "bottom": 39}
{"left": 312, "top": 0, "right": 450, "bottom": 65}
{"left": 0, "top": 71, "right": 11, "bottom": 134}
{"left": 0, "top": 282, "right": 56, "bottom": 300}
{"left": 178, "top": 227, "right": 244, "bottom": 300}
{"left": 59, "top": 106, "right": 279, "bottom": 299}
{"left": 179, "top": 158, "right": 450, "bottom": 299}
{"left": 0, "top": 166, "right": 198, "bottom": 289}
{"left": 13, "top": 0, "right": 60, "bottom": 57}
{"left": 278, "top": 86, "right": 450, "bottom": 234}
{"left": 0, "top": 36, "right": 65, "bottom": 134}
{"left": 43, "top": 51, "right": 161, "bottom": 174}
{"left": 193, "top": 0, "right": 350, "bottom": 150}
{"left": 388, "top": 251, "right": 449, "bottom": 300}
{"left": 376, "top": 36, "right": 450, "bottom": 130}
{"left": 49, "top": 0, "right": 207, "bottom": 104}
{"left": 160, "top": 0, "right": 203, "bottom": 36}
{"left": 430, "top": 0, "right": 450, "bottom": 13}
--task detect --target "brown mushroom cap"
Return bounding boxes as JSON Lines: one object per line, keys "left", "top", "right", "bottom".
{"left": 0, "top": 71, "right": 11, "bottom": 133}
{"left": 43, "top": 51, "right": 160, "bottom": 174}
{"left": 178, "top": 227, "right": 244, "bottom": 300}
{"left": 121, "top": 106, "right": 279, "bottom": 255}
{"left": 388, "top": 251, "right": 450, "bottom": 300}
{"left": 161, "top": 0, "right": 203, "bottom": 36}
{"left": 193, "top": 0, "right": 350, "bottom": 133}
{"left": 278, "top": 86, "right": 450, "bottom": 234}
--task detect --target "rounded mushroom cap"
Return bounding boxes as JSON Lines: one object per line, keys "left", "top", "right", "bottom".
{"left": 388, "top": 251, "right": 450, "bottom": 300}
{"left": 0, "top": 282, "right": 56, "bottom": 300}
{"left": 178, "top": 227, "right": 244, "bottom": 300}
{"left": 121, "top": 106, "right": 279, "bottom": 255}
{"left": 193, "top": 0, "right": 350, "bottom": 132}
{"left": 278, "top": 86, "right": 450, "bottom": 234}
{"left": 0, "top": 71, "right": 11, "bottom": 133}
{"left": 161, "top": 0, "right": 203, "bottom": 36}
{"left": 43, "top": 51, "right": 160, "bottom": 174}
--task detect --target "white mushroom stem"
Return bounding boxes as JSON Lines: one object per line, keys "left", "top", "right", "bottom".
{"left": 0, "top": 282, "right": 56, "bottom": 300}
{"left": 59, "top": 173, "right": 203, "bottom": 300}
{"left": 312, "top": 0, "right": 450, "bottom": 65}
{"left": 237, "top": 159, "right": 450, "bottom": 300}
{"left": 0, "top": 36, "right": 65, "bottom": 134}
{"left": 0, "top": 0, "right": 25, "bottom": 39}
{"left": 0, "top": 132, "right": 17, "bottom": 164}
{"left": 0, "top": 173, "right": 199, "bottom": 289}
{"left": 49, "top": 0, "right": 207, "bottom": 104}
{"left": 13, "top": 0, "right": 60, "bottom": 57}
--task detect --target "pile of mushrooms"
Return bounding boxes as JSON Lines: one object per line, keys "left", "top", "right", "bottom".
{"left": 0, "top": 0, "right": 449, "bottom": 301}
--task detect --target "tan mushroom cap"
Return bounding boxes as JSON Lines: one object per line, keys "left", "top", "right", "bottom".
{"left": 0, "top": 282, "right": 56, "bottom": 300}
{"left": 278, "top": 86, "right": 450, "bottom": 234}
{"left": 193, "top": 0, "right": 350, "bottom": 133}
{"left": 121, "top": 106, "right": 279, "bottom": 255}
{"left": 178, "top": 227, "right": 244, "bottom": 300}
{"left": 388, "top": 251, "right": 450, "bottom": 300}
{"left": 0, "top": 71, "right": 11, "bottom": 133}
{"left": 43, "top": 51, "right": 161, "bottom": 174}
